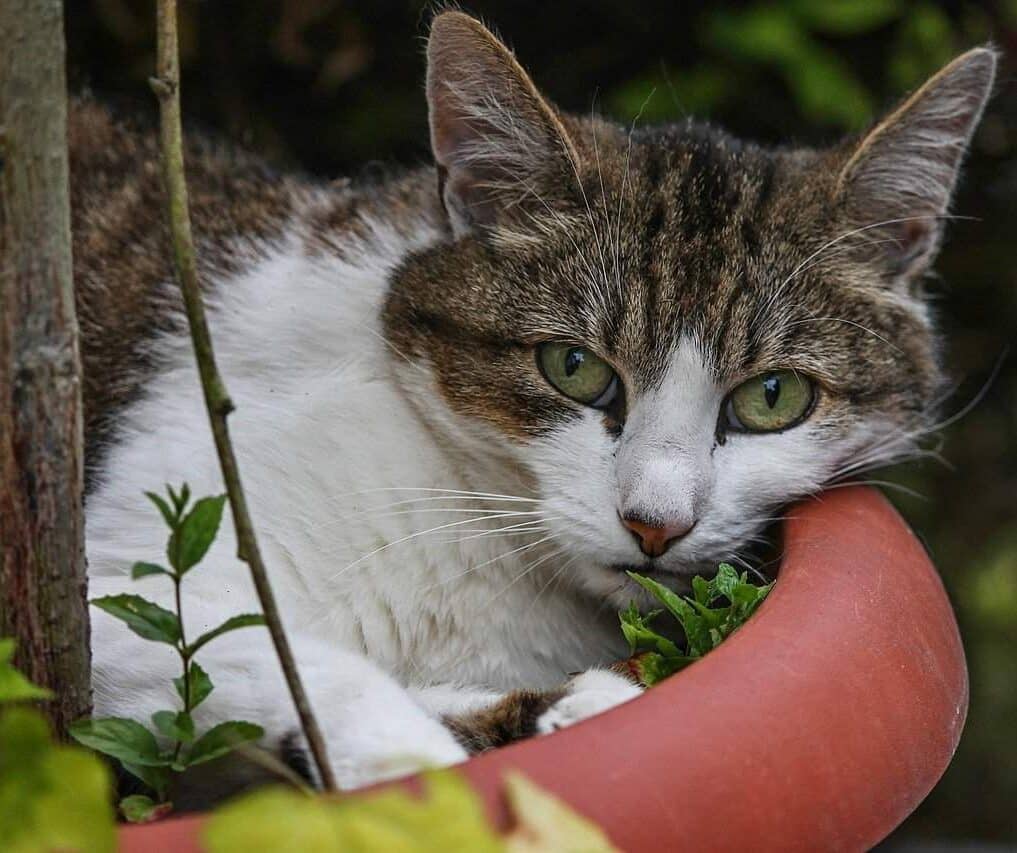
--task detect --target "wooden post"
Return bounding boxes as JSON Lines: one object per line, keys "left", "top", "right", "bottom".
{"left": 0, "top": 0, "right": 91, "bottom": 737}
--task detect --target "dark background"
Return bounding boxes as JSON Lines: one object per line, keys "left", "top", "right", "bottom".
{"left": 65, "top": 1, "right": 1016, "bottom": 844}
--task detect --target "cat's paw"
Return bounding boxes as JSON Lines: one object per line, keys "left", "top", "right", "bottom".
{"left": 332, "top": 724, "right": 468, "bottom": 789}
{"left": 320, "top": 693, "right": 469, "bottom": 790}
{"left": 536, "top": 669, "right": 642, "bottom": 735}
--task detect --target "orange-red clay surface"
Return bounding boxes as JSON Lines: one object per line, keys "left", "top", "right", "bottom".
{"left": 121, "top": 486, "right": 967, "bottom": 852}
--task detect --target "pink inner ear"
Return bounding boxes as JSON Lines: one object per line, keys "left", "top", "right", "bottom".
{"left": 889, "top": 218, "right": 937, "bottom": 275}
{"left": 425, "top": 12, "right": 579, "bottom": 235}
{"left": 900, "top": 218, "right": 932, "bottom": 248}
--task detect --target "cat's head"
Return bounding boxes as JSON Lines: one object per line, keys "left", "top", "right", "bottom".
{"left": 384, "top": 12, "right": 996, "bottom": 595}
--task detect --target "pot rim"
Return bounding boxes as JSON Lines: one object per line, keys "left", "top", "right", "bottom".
{"left": 120, "top": 485, "right": 967, "bottom": 852}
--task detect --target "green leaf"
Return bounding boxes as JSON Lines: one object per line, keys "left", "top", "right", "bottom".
{"left": 690, "top": 597, "right": 726, "bottom": 629}
{"left": 187, "top": 613, "right": 266, "bottom": 656}
{"left": 168, "top": 482, "right": 191, "bottom": 516}
{"left": 120, "top": 794, "right": 172, "bottom": 824}
{"left": 790, "top": 0, "right": 902, "bottom": 34}
{"left": 634, "top": 652, "right": 696, "bottom": 687}
{"left": 152, "top": 710, "right": 195, "bottom": 743}
{"left": 204, "top": 787, "right": 340, "bottom": 851}
{"left": 620, "top": 564, "right": 773, "bottom": 686}
{"left": 690, "top": 574, "right": 711, "bottom": 605}
{"left": 186, "top": 720, "right": 263, "bottom": 767}
{"left": 145, "top": 490, "right": 177, "bottom": 528}
{"left": 626, "top": 572, "right": 690, "bottom": 622}
{"left": 0, "top": 707, "right": 116, "bottom": 853}
{"left": 131, "top": 561, "right": 172, "bottom": 580}
{"left": 618, "top": 605, "right": 681, "bottom": 658}
{"left": 120, "top": 762, "right": 172, "bottom": 800}
{"left": 711, "top": 563, "right": 741, "bottom": 600}
{"left": 0, "top": 639, "right": 54, "bottom": 703}
{"left": 91, "top": 594, "right": 181, "bottom": 645}
{"left": 205, "top": 769, "right": 505, "bottom": 853}
{"left": 781, "top": 42, "right": 873, "bottom": 129}
{"left": 706, "top": 5, "right": 806, "bottom": 63}
{"left": 68, "top": 717, "right": 169, "bottom": 767}
{"left": 169, "top": 494, "right": 226, "bottom": 574}
{"left": 174, "top": 661, "right": 214, "bottom": 710}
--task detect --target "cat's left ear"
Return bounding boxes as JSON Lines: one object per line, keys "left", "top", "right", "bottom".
{"left": 426, "top": 11, "right": 580, "bottom": 238}
{"left": 835, "top": 46, "right": 997, "bottom": 280}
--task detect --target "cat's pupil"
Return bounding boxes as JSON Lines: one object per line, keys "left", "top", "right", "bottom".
{"left": 763, "top": 375, "right": 781, "bottom": 409}
{"left": 564, "top": 348, "right": 585, "bottom": 377}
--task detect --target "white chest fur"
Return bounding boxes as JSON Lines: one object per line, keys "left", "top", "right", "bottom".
{"left": 85, "top": 217, "right": 626, "bottom": 705}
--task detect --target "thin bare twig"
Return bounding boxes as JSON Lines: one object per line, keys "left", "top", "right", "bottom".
{"left": 151, "top": 0, "right": 336, "bottom": 790}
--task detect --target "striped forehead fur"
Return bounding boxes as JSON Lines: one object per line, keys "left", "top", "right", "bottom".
{"left": 385, "top": 117, "right": 937, "bottom": 437}
{"left": 384, "top": 21, "right": 995, "bottom": 452}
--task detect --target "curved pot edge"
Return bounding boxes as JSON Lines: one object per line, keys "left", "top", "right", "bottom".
{"left": 119, "top": 486, "right": 968, "bottom": 852}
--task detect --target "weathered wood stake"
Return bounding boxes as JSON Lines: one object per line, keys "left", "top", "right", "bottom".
{"left": 0, "top": 0, "right": 92, "bottom": 738}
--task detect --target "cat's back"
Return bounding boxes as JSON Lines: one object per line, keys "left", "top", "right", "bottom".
{"left": 69, "top": 98, "right": 303, "bottom": 474}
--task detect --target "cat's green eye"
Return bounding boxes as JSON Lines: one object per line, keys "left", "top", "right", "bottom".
{"left": 726, "top": 370, "right": 815, "bottom": 433}
{"left": 537, "top": 343, "right": 618, "bottom": 408}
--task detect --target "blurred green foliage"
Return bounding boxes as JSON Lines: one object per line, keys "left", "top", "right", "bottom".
{"left": 66, "top": 0, "right": 1016, "bottom": 844}
{"left": 0, "top": 641, "right": 116, "bottom": 853}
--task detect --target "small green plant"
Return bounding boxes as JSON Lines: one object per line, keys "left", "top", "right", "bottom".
{"left": 70, "top": 485, "right": 267, "bottom": 821}
{"left": 620, "top": 563, "right": 774, "bottom": 686}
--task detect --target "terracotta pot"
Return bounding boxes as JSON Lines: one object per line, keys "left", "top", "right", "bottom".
{"left": 120, "top": 486, "right": 967, "bottom": 852}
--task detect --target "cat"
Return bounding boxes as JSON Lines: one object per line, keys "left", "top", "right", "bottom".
{"left": 74, "top": 11, "right": 996, "bottom": 796}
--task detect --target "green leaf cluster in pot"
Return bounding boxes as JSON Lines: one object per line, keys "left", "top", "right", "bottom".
{"left": 69, "top": 484, "right": 267, "bottom": 815}
{"left": 620, "top": 563, "right": 774, "bottom": 686}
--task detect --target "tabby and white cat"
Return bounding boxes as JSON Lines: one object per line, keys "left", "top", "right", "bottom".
{"left": 76, "top": 12, "right": 995, "bottom": 793}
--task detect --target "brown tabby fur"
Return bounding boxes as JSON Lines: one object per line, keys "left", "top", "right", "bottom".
{"left": 69, "top": 10, "right": 994, "bottom": 780}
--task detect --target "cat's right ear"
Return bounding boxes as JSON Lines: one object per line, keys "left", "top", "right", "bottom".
{"left": 426, "top": 11, "right": 579, "bottom": 237}
{"left": 834, "top": 46, "right": 997, "bottom": 282}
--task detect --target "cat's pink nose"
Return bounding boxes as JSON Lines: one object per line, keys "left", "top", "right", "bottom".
{"left": 620, "top": 514, "right": 696, "bottom": 558}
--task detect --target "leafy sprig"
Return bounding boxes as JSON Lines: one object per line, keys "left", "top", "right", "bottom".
{"left": 70, "top": 485, "right": 267, "bottom": 819}
{"left": 620, "top": 563, "right": 773, "bottom": 686}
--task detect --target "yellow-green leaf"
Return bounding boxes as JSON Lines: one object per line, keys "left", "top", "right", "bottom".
{"left": 0, "top": 707, "right": 116, "bottom": 853}
{"left": 204, "top": 788, "right": 339, "bottom": 853}
{"left": 204, "top": 770, "right": 503, "bottom": 853}
{"left": 0, "top": 640, "right": 53, "bottom": 704}
{"left": 504, "top": 773, "right": 619, "bottom": 853}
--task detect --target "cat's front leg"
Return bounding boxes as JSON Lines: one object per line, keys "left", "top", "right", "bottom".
{"left": 438, "top": 670, "right": 642, "bottom": 753}
{"left": 90, "top": 597, "right": 467, "bottom": 792}
{"left": 290, "top": 641, "right": 471, "bottom": 789}
{"left": 534, "top": 669, "right": 642, "bottom": 734}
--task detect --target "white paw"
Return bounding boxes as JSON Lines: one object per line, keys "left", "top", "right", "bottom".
{"left": 536, "top": 670, "right": 642, "bottom": 735}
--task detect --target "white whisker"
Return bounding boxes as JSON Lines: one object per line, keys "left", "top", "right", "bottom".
{"left": 327, "top": 511, "right": 539, "bottom": 579}
{"left": 422, "top": 533, "right": 558, "bottom": 592}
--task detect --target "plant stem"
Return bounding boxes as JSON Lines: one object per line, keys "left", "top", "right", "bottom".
{"left": 172, "top": 571, "right": 188, "bottom": 765}
{"left": 151, "top": 0, "right": 336, "bottom": 790}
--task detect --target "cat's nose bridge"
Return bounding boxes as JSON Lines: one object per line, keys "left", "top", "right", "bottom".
{"left": 615, "top": 447, "right": 708, "bottom": 550}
